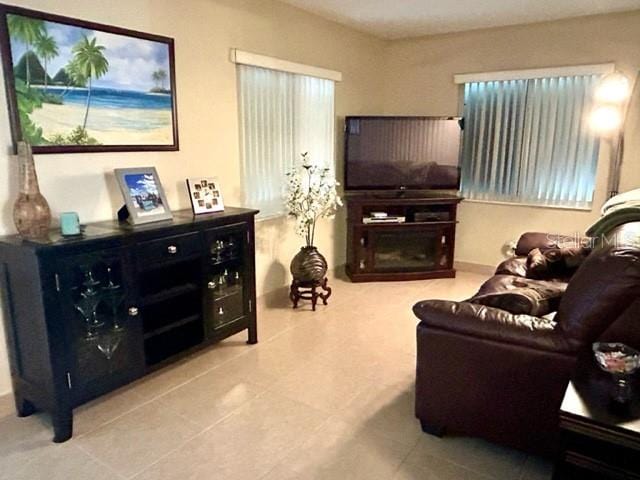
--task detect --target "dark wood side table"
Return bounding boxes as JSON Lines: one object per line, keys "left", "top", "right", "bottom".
{"left": 553, "top": 357, "right": 640, "bottom": 480}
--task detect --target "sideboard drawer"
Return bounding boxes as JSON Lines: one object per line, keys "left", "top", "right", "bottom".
{"left": 136, "top": 232, "right": 202, "bottom": 267}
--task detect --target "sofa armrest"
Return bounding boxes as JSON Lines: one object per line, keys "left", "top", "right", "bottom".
{"left": 413, "top": 299, "right": 573, "bottom": 353}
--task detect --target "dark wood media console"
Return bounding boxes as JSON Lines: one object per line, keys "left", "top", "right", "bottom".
{"left": 345, "top": 194, "right": 462, "bottom": 282}
{"left": 0, "top": 207, "right": 258, "bottom": 442}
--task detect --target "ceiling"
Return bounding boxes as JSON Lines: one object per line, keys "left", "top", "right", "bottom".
{"left": 279, "top": 0, "right": 640, "bottom": 39}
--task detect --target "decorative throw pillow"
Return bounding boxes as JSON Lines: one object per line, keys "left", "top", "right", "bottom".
{"left": 526, "top": 246, "right": 591, "bottom": 279}
{"left": 470, "top": 285, "right": 564, "bottom": 317}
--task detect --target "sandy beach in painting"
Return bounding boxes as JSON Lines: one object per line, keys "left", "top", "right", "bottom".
{"left": 7, "top": 12, "right": 175, "bottom": 147}
{"left": 30, "top": 102, "right": 173, "bottom": 145}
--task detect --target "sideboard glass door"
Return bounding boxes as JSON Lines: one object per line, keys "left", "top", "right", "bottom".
{"left": 204, "top": 223, "right": 249, "bottom": 338}
{"left": 58, "top": 249, "right": 144, "bottom": 404}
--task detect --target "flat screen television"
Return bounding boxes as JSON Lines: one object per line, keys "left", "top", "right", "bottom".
{"left": 344, "top": 116, "right": 462, "bottom": 191}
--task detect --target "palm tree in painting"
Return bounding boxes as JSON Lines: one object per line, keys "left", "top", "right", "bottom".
{"left": 151, "top": 69, "right": 168, "bottom": 91}
{"left": 156, "top": 69, "right": 167, "bottom": 90}
{"left": 61, "top": 58, "right": 87, "bottom": 94}
{"left": 72, "top": 35, "right": 108, "bottom": 130}
{"left": 152, "top": 70, "right": 160, "bottom": 89}
{"left": 33, "top": 33, "right": 59, "bottom": 89}
{"left": 7, "top": 14, "right": 45, "bottom": 87}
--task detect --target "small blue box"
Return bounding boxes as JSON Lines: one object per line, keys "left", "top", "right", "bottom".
{"left": 60, "top": 212, "right": 80, "bottom": 236}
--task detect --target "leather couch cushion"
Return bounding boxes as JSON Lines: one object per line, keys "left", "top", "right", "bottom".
{"left": 475, "top": 274, "right": 567, "bottom": 297}
{"left": 515, "top": 232, "right": 558, "bottom": 256}
{"left": 470, "top": 285, "right": 563, "bottom": 316}
{"left": 557, "top": 229, "right": 640, "bottom": 347}
{"left": 515, "top": 232, "right": 592, "bottom": 257}
{"left": 495, "top": 257, "right": 528, "bottom": 277}
{"left": 413, "top": 299, "right": 573, "bottom": 353}
{"left": 526, "top": 246, "right": 591, "bottom": 280}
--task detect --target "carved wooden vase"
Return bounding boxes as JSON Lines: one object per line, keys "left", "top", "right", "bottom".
{"left": 290, "top": 246, "right": 328, "bottom": 283}
{"left": 13, "top": 141, "right": 51, "bottom": 239}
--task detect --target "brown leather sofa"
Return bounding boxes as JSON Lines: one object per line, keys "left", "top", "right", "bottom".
{"left": 413, "top": 222, "right": 640, "bottom": 456}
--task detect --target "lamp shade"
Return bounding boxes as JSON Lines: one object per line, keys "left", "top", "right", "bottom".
{"left": 589, "top": 104, "right": 623, "bottom": 134}
{"left": 594, "top": 72, "right": 631, "bottom": 104}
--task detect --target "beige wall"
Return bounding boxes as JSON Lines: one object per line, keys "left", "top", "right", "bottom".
{"left": 0, "top": 0, "right": 387, "bottom": 394}
{"left": 381, "top": 11, "right": 640, "bottom": 266}
{"left": 1, "top": 2, "right": 639, "bottom": 397}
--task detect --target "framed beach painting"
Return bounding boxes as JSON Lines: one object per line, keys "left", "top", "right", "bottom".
{"left": 0, "top": 4, "right": 178, "bottom": 153}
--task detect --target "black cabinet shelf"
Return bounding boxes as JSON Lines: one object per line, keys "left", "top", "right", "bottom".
{"left": 210, "top": 256, "right": 240, "bottom": 267}
{"left": 353, "top": 220, "right": 458, "bottom": 228}
{"left": 141, "top": 283, "right": 200, "bottom": 306}
{"left": 0, "top": 207, "right": 258, "bottom": 443}
{"left": 211, "top": 286, "right": 243, "bottom": 301}
{"left": 143, "top": 314, "right": 201, "bottom": 340}
{"left": 211, "top": 314, "right": 246, "bottom": 332}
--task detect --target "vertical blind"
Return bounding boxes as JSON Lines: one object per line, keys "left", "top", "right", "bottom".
{"left": 461, "top": 75, "right": 601, "bottom": 208}
{"left": 237, "top": 65, "right": 335, "bottom": 217}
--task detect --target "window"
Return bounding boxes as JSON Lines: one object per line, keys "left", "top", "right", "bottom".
{"left": 237, "top": 63, "right": 335, "bottom": 218}
{"left": 460, "top": 74, "right": 601, "bottom": 208}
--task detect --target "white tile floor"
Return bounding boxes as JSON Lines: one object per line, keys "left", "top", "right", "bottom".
{"left": 0, "top": 271, "right": 553, "bottom": 479}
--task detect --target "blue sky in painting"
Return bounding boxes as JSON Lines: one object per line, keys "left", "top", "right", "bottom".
{"left": 125, "top": 174, "right": 159, "bottom": 197}
{"left": 9, "top": 15, "right": 171, "bottom": 92}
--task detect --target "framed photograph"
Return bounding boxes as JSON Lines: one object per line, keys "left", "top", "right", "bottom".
{"left": 115, "top": 167, "right": 173, "bottom": 224}
{"left": 0, "top": 3, "right": 179, "bottom": 154}
{"left": 186, "top": 177, "right": 224, "bottom": 215}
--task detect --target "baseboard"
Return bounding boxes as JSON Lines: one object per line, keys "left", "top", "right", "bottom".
{"left": 257, "top": 285, "right": 290, "bottom": 308}
{"left": 454, "top": 261, "right": 495, "bottom": 276}
{"left": 257, "top": 265, "right": 347, "bottom": 307}
{"left": 0, "top": 392, "right": 12, "bottom": 418}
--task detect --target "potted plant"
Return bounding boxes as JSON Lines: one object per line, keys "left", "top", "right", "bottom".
{"left": 285, "top": 152, "right": 342, "bottom": 283}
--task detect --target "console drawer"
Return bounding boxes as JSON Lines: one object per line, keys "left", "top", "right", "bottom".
{"left": 136, "top": 232, "right": 202, "bottom": 268}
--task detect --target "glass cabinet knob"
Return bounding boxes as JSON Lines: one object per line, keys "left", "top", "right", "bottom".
{"left": 359, "top": 260, "right": 366, "bottom": 270}
{"left": 128, "top": 306, "right": 139, "bottom": 316}
{"left": 167, "top": 245, "right": 178, "bottom": 254}
{"left": 217, "top": 306, "right": 224, "bottom": 315}
{"left": 207, "top": 281, "right": 216, "bottom": 290}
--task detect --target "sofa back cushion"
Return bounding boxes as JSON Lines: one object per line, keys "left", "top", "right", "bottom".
{"left": 515, "top": 232, "right": 591, "bottom": 256}
{"left": 515, "top": 232, "right": 557, "bottom": 256}
{"left": 557, "top": 236, "right": 640, "bottom": 347}
{"left": 470, "top": 286, "right": 564, "bottom": 316}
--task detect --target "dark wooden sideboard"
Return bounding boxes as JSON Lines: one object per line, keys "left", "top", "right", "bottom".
{"left": 345, "top": 193, "right": 462, "bottom": 282}
{"left": 0, "top": 207, "right": 258, "bottom": 442}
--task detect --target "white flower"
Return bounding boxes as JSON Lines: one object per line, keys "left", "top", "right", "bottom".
{"left": 284, "top": 153, "right": 343, "bottom": 247}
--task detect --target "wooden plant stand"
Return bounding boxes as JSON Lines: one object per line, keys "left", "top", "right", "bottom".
{"left": 290, "top": 278, "right": 331, "bottom": 311}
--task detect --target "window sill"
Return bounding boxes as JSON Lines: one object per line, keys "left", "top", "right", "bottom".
{"left": 255, "top": 211, "right": 287, "bottom": 223}
{"left": 462, "top": 198, "right": 593, "bottom": 212}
